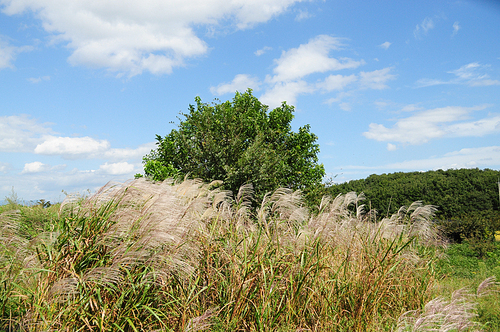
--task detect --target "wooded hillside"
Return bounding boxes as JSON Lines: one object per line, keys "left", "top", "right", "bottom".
{"left": 328, "top": 168, "right": 500, "bottom": 219}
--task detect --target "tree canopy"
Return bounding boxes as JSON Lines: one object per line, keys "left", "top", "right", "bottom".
{"left": 142, "top": 90, "right": 325, "bottom": 198}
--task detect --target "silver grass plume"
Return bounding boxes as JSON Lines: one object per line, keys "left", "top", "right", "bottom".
{"left": 184, "top": 307, "right": 219, "bottom": 332}
{"left": 397, "top": 276, "right": 499, "bottom": 331}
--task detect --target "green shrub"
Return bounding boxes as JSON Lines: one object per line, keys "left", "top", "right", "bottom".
{"left": 437, "top": 211, "right": 500, "bottom": 256}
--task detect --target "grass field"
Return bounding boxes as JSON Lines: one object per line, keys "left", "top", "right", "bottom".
{"left": 1, "top": 178, "right": 498, "bottom": 331}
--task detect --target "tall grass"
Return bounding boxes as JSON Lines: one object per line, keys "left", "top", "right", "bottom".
{"left": 0, "top": 178, "right": 494, "bottom": 331}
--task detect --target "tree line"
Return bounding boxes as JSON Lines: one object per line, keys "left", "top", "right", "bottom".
{"left": 326, "top": 168, "right": 500, "bottom": 219}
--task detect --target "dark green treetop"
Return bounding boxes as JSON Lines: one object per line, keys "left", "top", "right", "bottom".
{"left": 142, "top": 90, "right": 325, "bottom": 199}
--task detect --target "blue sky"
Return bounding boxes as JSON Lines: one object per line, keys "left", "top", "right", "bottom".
{"left": 1, "top": 0, "right": 500, "bottom": 203}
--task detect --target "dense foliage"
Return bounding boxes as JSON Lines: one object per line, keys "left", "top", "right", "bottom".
{"left": 142, "top": 90, "right": 325, "bottom": 199}
{"left": 327, "top": 168, "right": 500, "bottom": 244}
{"left": 327, "top": 168, "right": 500, "bottom": 219}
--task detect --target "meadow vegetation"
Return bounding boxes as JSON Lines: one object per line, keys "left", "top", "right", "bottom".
{"left": 3, "top": 93, "right": 499, "bottom": 330}
{"left": 1, "top": 178, "right": 499, "bottom": 331}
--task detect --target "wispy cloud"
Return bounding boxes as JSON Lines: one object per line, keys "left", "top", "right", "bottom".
{"left": 210, "top": 74, "right": 260, "bottom": 95}
{"left": 0, "top": 115, "right": 55, "bottom": 152}
{"left": 338, "top": 146, "right": 500, "bottom": 177}
{"left": 317, "top": 74, "right": 357, "bottom": 92}
{"left": 384, "top": 146, "right": 500, "bottom": 170}
{"left": 379, "top": 41, "right": 391, "bottom": 49}
{"left": 448, "top": 63, "right": 500, "bottom": 86}
{"left": 452, "top": 21, "right": 460, "bottom": 36}
{"left": 27, "top": 76, "right": 51, "bottom": 84}
{"left": 363, "top": 105, "right": 499, "bottom": 145}
{"left": 416, "top": 62, "right": 500, "bottom": 87}
{"left": 0, "top": 37, "right": 33, "bottom": 70}
{"left": 295, "top": 9, "right": 313, "bottom": 21}
{"left": 359, "top": 67, "right": 396, "bottom": 90}
{"left": 414, "top": 17, "right": 435, "bottom": 39}
{"left": 255, "top": 46, "right": 272, "bottom": 56}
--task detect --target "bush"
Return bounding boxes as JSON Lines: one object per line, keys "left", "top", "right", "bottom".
{"left": 437, "top": 211, "right": 500, "bottom": 245}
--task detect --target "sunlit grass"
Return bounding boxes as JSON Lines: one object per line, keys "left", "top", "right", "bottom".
{"left": 1, "top": 178, "right": 497, "bottom": 331}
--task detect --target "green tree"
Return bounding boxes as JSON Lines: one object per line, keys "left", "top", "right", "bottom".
{"left": 142, "top": 90, "right": 325, "bottom": 199}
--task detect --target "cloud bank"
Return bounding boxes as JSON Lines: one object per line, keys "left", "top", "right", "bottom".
{"left": 1, "top": 0, "right": 303, "bottom": 76}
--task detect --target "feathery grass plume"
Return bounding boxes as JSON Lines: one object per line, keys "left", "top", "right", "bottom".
{"left": 397, "top": 276, "right": 499, "bottom": 331}
{"left": 476, "top": 276, "right": 499, "bottom": 297}
{"left": 375, "top": 201, "right": 442, "bottom": 245}
{"left": 184, "top": 307, "right": 218, "bottom": 332}
{"left": 1, "top": 180, "right": 454, "bottom": 331}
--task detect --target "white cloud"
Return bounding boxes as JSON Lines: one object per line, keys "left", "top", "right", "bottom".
{"left": 0, "top": 162, "right": 8, "bottom": 173}
{"left": 210, "top": 74, "right": 260, "bottom": 95}
{"left": 0, "top": 37, "right": 33, "bottom": 69}
{"left": 363, "top": 105, "right": 496, "bottom": 145}
{"left": 22, "top": 161, "right": 48, "bottom": 173}
{"left": 1, "top": 0, "right": 303, "bottom": 76}
{"left": 255, "top": 46, "right": 272, "bottom": 56}
{"left": 452, "top": 21, "right": 460, "bottom": 36}
{"left": 417, "top": 62, "right": 500, "bottom": 87}
{"left": 0, "top": 114, "right": 55, "bottom": 152}
{"left": 450, "top": 62, "right": 482, "bottom": 80}
{"left": 269, "top": 35, "right": 364, "bottom": 83}
{"left": 212, "top": 35, "right": 395, "bottom": 109}
{"left": 324, "top": 91, "right": 352, "bottom": 105}
{"left": 317, "top": 74, "right": 357, "bottom": 91}
{"left": 99, "top": 162, "right": 135, "bottom": 175}
{"left": 1, "top": 114, "right": 155, "bottom": 161}
{"left": 260, "top": 80, "right": 314, "bottom": 109}
{"left": 400, "top": 104, "right": 423, "bottom": 112}
{"left": 0, "top": 166, "right": 134, "bottom": 202}
{"left": 445, "top": 114, "right": 500, "bottom": 137}
{"left": 374, "top": 101, "right": 389, "bottom": 109}
{"left": 337, "top": 146, "right": 500, "bottom": 181}
{"left": 379, "top": 41, "right": 391, "bottom": 49}
{"left": 0, "top": 39, "right": 17, "bottom": 69}
{"left": 448, "top": 63, "right": 500, "bottom": 86}
{"left": 27, "top": 76, "right": 50, "bottom": 83}
{"left": 414, "top": 17, "right": 434, "bottom": 38}
{"left": 359, "top": 67, "right": 396, "bottom": 89}
{"left": 339, "top": 102, "right": 351, "bottom": 112}
{"left": 21, "top": 161, "right": 66, "bottom": 174}
{"left": 103, "top": 142, "right": 156, "bottom": 161}
{"left": 414, "top": 78, "right": 450, "bottom": 87}
{"left": 256, "top": 35, "right": 365, "bottom": 107}
{"left": 34, "top": 136, "right": 110, "bottom": 158}
{"left": 295, "top": 9, "right": 313, "bottom": 21}
{"left": 384, "top": 146, "right": 500, "bottom": 171}
{"left": 387, "top": 143, "right": 397, "bottom": 151}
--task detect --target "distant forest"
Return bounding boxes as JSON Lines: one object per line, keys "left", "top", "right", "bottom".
{"left": 327, "top": 168, "right": 500, "bottom": 219}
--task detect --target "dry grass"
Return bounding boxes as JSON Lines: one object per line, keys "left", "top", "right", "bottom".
{"left": 0, "top": 178, "right": 493, "bottom": 331}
